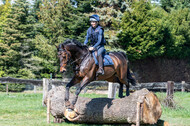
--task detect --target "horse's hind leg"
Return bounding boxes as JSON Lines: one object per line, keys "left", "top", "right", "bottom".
{"left": 119, "top": 83, "right": 124, "bottom": 98}
{"left": 126, "top": 84, "right": 130, "bottom": 96}
{"left": 118, "top": 80, "right": 129, "bottom": 97}
{"left": 118, "top": 77, "right": 130, "bottom": 97}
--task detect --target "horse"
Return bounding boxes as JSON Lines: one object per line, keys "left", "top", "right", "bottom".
{"left": 57, "top": 39, "right": 136, "bottom": 110}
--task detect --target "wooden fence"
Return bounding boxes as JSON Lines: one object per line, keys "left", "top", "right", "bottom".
{"left": 0, "top": 77, "right": 190, "bottom": 105}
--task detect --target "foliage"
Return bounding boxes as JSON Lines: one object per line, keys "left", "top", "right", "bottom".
{"left": 0, "top": 0, "right": 190, "bottom": 78}
{"left": 115, "top": 1, "right": 167, "bottom": 59}
{"left": 0, "top": 0, "right": 11, "bottom": 40}
{"left": 0, "top": 0, "right": 37, "bottom": 78}
{"left": 160, "top": 0, "right": 190, "bottom": 12}
{"left": 114, "top": 1, "right": 190, "bottom": 60}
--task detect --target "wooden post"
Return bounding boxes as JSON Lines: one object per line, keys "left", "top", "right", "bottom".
{"left": 42, "top": 78, "right": 51, "bottom": 106}
{"left": 108, "top": 82, "right": 117, "bottom": 99}
{"left": 181, "top": 81, "right": 185, "bottom": 92}
{"left": 47, "top": 96, "right": 50, "bottom": 123}
{"left": 166, "top": 81, "right": 174, "bottom": 107}
{"left": 166, "top": 81, "right": 174, "bottom": 99}
{"left": 6, "top": 84, "right": 8, "bottom": 95}
{"left": 136, "top": 102, "right": 140, "bottom": 126}
{"left": 33, "top": 85, "right": 37, "bottom": 93}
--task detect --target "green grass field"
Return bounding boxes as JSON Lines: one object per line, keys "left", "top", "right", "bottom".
{"left": 0, "top": 91, "right": 189, "bottom": 126}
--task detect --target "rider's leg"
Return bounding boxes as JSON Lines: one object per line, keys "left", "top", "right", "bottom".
{"left": 97, "top": 47, "right": 105, "bottom": 75}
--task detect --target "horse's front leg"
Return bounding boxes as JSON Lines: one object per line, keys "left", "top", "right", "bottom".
{"left": 70, "top": 76, "right": 91, "bottom": 109}
{"left": 65, "top": 76, "right": 81, "bottom": 108}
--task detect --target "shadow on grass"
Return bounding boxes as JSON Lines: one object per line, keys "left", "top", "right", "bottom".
{"left": 61, "top": 119, "right": 167, "bottom": 126}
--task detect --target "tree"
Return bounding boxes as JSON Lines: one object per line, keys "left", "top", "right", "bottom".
{"left": 0, "top": 0, "right": 36, "bottom": 78}
{"left": 39, "top": 0, "right": 89, "bottom": 44}
{"left": 163, "top": 8, "right": 190, "bottom": 58}
{"left": 115, "top": 1, "right": 169, "bottom": 60}
{"left": 78, "top": 0, "right": 132, "bottom": 48}
{"left": 0, "top": 0, "right": 11, "bottom": 42}
{"left": 160, "top": 0, "right": 190, "bottom": 12}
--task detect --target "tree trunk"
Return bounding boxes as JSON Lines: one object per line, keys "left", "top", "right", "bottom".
{"left": 45, "top": 86, "right": 162, "bottom": 125}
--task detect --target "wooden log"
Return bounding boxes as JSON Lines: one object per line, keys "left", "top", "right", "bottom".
{"left": 44, "top": 86, "right": 162, "bottom": 124}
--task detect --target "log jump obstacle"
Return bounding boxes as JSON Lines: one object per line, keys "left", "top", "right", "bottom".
{"left": 44, "top": 86, "right": 162, "bottom": 125}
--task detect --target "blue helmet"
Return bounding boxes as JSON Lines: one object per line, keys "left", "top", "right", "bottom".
{"left": 89, "top": 14, "right": 100, "bottom": 22}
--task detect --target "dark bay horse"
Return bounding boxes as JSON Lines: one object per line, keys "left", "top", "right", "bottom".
{"left": 57, "top": 39, "right": 136, "bottom": 110}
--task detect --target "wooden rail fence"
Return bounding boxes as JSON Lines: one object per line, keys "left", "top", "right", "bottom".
{"left": 0, "top": 77, "right": 190, "bottom": 105}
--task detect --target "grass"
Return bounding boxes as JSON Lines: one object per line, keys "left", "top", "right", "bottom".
{"left": 0, "top": 91, "right": 189, "bottom": 126}
{"left": 156, "top": 92, "right": 190, "bottom": 126}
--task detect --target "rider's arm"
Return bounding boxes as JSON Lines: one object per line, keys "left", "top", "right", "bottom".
{"left": 93, "top": 28, "right": 103, "bottom": 49}
{"left": 84, "top": 29, "right": 89, "bottom": 45}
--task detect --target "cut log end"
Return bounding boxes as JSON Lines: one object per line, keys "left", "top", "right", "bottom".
{"left": 142, "top": 92, "right": 162, "bottom": 124}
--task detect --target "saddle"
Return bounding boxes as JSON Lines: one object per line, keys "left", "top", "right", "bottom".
{"left": 92, "top": 50, "right": 114, "bottom": 66}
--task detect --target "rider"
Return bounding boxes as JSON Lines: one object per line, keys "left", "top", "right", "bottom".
{"left": 84, "top": 14, "right": 106, "bottom": 76}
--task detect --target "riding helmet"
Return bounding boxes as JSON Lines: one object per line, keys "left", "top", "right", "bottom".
{"left": 89, "top": 14, "right": 100, "bottom": 22}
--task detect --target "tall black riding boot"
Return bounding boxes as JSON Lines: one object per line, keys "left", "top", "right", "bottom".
{"left": 96, "top": 54, "right": 104, "bottom": 76}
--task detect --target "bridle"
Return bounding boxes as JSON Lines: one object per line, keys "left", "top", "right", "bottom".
{"left": 58, "top": 48, "right": 70, "bottom": 64}
{"left": 59, "top": 47, "right": 90, "bottom": 67}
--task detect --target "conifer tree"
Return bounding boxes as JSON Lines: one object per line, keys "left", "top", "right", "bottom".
{"left": 1, "top": 0, "right": 36, "bottom": 78}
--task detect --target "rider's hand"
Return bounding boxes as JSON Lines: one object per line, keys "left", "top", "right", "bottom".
{"left": 89, "top": 47, "right": 94, "bottom": 51}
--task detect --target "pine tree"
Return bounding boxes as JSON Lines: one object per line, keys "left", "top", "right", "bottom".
{"left": 1, "top": 0, "right": 36, "bottom": 78}
{"left": 39, "top": 0, "right": 89, "bottom": 44}
{"left": 0, "top": 0, "right": 11, "bottom": 42}
{"left": 160, "top": 0, "right": 190, "bottom": 12}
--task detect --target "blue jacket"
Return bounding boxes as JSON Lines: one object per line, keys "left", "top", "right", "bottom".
{"left": 84, "top": 25, "right": 106, "bottom": 49}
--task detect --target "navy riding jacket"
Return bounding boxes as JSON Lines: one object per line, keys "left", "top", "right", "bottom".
{"left": 84, "top": 25, "right": 106, "bottom": 49}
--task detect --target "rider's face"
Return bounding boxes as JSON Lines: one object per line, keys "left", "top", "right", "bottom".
{"left": 91, "top": 21, "right": 98, "bottom": 28}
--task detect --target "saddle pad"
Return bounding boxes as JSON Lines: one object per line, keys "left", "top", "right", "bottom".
{"left": 92, "top": 52, "right": 114, "bottom": 66}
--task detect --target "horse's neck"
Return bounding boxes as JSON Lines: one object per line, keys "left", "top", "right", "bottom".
{"left": 70, "top": 47, "right": 88, "bottom": 64}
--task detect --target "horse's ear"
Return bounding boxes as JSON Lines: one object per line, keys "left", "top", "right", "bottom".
{"left": 61, "top": 44, "right": 65, "bottom": 49}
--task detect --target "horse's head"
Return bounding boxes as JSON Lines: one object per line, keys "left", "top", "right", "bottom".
{"left": 57, "top": 43, "right": 71, "bottom": 73}
{"left": 57, "top": 39, "right": 88, "bottom": 73}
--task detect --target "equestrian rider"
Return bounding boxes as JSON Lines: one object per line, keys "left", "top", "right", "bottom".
{"left": 84, "top": 14, "right": 106, "bottom": 76}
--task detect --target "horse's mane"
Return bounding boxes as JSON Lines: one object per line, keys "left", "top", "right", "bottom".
{"left": 62, "top": 39, "right": 87, "bottom": 49}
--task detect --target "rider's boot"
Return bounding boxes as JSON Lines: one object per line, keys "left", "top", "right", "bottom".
{"left": 96, "top": 54, "right": 104, "bottom": 76}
